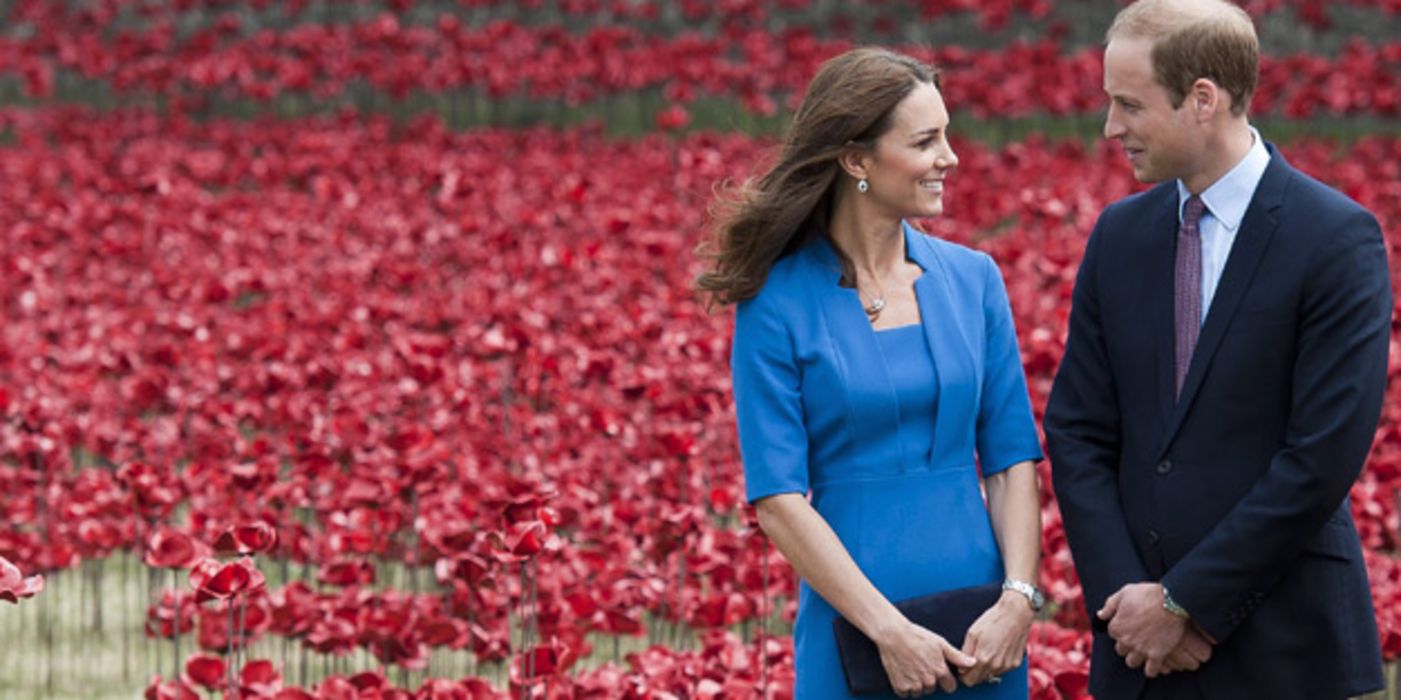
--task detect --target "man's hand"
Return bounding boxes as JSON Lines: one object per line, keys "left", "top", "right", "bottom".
{"left": 1160, "top": 626, "right": 1213, "bottom": 675}
{"left": 1097, "top": 582, "right": 1188, "bottom": 677}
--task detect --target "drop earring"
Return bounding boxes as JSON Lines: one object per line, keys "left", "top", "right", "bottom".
{"left": 857, "top": 178, "right": 869, "bottom": 193}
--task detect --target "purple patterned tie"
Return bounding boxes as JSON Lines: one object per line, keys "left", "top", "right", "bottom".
{"left": 1175, "top": 194, "right": 1206, "bottom": 398}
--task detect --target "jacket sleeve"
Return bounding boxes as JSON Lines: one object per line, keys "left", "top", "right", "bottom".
{"left": 1161, "top": 209, "right": 1391, "bottom": 642}
{"left": 732, "top": 291, "right": 810, "bottom": 504}
{"left": 975, "top": 254, "right": 1044, "bottom": 476}
{"left": 1045, "top": 210, "right": 1152, "bottom": 628}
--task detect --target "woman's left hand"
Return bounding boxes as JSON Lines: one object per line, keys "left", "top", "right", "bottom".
{"left": 958, "top": 590, "right": 1035, "bottom": 686}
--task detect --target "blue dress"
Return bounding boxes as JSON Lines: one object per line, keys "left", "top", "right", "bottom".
{"left": 732, "top": 223, "right": 1042, "bottom": 699}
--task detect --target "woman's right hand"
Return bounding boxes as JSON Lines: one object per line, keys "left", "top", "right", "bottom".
{"left": 876, "top": 619, "right": 978, "bottom": 697}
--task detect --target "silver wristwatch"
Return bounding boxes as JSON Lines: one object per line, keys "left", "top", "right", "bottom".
{"left": 1003, "top": 578, "right": 1045, "bottom": 612}
{"left": 1162, "top": 585, "right": 1191, "bottom": 619}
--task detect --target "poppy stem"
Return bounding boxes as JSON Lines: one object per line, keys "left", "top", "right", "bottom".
{"left": 654, "top": 576, "right": 666, "bottom": 647}
{"left": 228, "top": 596, "right": 237, "bottom": 697}
{"left": 238, "top": 585, "right": 248, "bottom": 681}
{"left": 301, "top": 551, "right": 311, "bottom": 690}
{"left": 518, "top": 560, "right": 528, "bottom": 700}
{"left": 675, "top": 552, "right": 687, "bottom": 649}
{"left": 145, "top": 517, "right": 157, "bottom": 682}
{"left": 122, "top": 551, "right": 131, "bottom": 683}
{"left": 24, "top": 588, "right": 34, "bottom": 691}
{"left": 531, "top": 555, "right": 540, "bottom": 674}
{"left": 42, "top": 571, "right": 53, "bottom": 695}
{"left": 151, "top": 567, "right": 161, "bottom": 690}
{"left": 93, "top": 557, "right": 103, "bottom": 632}
{"left": 410, "top": 493, "right": 420, "bottom": 595}
{"left": 282, "top": 555, "right": 290, "bottom": 675}
{"left": 78, "top": 560, "right": 89, "bottom": 670}
{"left": 761, "top": 532, "right": 770, "bottom": 697}
{"left": 676, "top": 451, "right": 688, "bottom": 650}
{"left": 467, "top": 606, "right": 477, "bottom": 679}
{"left": 172, "top": 569, "right": 180, "bottom": 691}
{"left": 7, "top": 583, "right": 18, "bottom": 689}
{"left": 505, "top": 357, "right": 522, "bottom": 474}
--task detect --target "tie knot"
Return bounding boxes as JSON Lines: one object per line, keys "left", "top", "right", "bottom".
{"left": 1183, "top": 194, "right": 1206, "bottom": 228}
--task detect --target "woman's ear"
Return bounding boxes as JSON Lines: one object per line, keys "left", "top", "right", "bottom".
{"left": 837, "top": 144, "right": 869, "bottom": 182}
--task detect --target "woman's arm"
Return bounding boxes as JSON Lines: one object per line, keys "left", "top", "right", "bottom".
{"left": 985, "top": 460, "right": 1041, "bottom": 587}
{"left": 958, "top": 460, "right": 1041, "bottom": 686}
{"left": 755, "top": 493, "right": 975, "bottom": 696}
{"left": 957, "top": 256, "right": 1047, "bottom": 685}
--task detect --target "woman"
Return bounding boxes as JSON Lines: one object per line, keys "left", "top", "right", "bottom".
{"left": 697, "top": 48, "right": 1044, "bottom": 698}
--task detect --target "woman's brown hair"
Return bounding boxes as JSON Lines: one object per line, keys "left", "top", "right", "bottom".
{"left": 695, "top": 47, "right": 941, "bottom": 307}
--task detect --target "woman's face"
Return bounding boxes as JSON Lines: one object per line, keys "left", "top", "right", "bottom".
{"left": 861, "top": 82, "right": 959, "bottom": 219}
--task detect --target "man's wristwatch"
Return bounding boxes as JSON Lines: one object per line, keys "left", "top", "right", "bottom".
{"left": 1162, "top": 585, "right": 1191, "bottom": 619}
{"left": 1003, "top": 578, "right": 1045, "bottom": 612}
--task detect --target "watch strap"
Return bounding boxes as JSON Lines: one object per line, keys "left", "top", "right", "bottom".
{"left": 1162, "top": 585, "right": 1190, "bottom": 619}
{"left": 1002, "top": 578, "right": 1043, "bottom": 611}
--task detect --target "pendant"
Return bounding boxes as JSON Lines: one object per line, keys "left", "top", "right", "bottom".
{"left": 864, "top": 297, "right": 886, "bottom": 320}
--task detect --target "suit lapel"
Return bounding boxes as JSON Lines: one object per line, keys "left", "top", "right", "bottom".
{"left": 1156, "top": 149, "right": 1289, "bottom": 458}
{"left": 1149, "top": 191, "right": 1180, "bottom": 428}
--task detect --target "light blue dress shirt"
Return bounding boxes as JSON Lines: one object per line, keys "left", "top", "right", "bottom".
{"left": 1177, "top": 127, "right": 1270, "bottom": 323}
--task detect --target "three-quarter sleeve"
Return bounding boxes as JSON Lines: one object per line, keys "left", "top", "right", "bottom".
{"left": 732, "top": 293, "right": 810, "bottom": 503}
{"left": 975, "top": 255, "right": 1044, "bottom": 475}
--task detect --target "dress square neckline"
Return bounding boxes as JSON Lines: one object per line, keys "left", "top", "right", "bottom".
{"left": 873, "top": 322, "right": 923, "bottom": 334}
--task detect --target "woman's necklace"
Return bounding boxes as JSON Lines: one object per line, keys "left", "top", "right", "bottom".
{"left": 861, "top": 275, "right": 887, "bottom": 321}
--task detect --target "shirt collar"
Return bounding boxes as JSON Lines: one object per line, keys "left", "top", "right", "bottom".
{"left": 1176, "top": 126, "right": 1270, "bottom": 232}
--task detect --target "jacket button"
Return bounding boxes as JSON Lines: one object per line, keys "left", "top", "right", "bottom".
{"left": 1156, "top": 460, "right": 1173, "bottom": 475}
{"left": 1148, "top": 529, "right": 1161, "bottom": 544}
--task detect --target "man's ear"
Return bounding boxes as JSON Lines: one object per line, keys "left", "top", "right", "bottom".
{"left": 1190, "top": 78, "right": 1223, "bottom": 122}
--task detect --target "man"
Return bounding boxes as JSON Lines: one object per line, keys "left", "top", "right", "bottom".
{"left": 1044, "top": 0, "right": 1391, "bottom": 698}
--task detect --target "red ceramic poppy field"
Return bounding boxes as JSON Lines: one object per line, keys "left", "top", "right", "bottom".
{"left": 1, "top": 103, "right": 1399, "bottom": 699}
{"left": 2, "top": 1, "right": 1400, "bottom": 699}
{"left": 1, "top": 1, "right": 1397, "bottom": 119}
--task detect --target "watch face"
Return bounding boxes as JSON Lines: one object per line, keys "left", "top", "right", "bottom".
{"left": 1006, "top": 580, "right": 1044, "bottom": 611}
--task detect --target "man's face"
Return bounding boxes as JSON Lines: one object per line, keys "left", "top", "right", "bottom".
{"left": 1102, "top": 37, "right": 1203, "bottom": 184}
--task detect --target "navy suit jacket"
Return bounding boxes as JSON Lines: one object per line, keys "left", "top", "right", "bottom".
{"left": 1045, "top": 145, "right": 1390, "bottom": 700}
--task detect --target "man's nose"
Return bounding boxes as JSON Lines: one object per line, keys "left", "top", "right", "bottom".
{"left": 1104, "top": 105, "right": 1126, "bottom": 140}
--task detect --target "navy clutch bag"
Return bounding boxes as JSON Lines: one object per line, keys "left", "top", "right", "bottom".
{"left": 831, "top": 582, "right": 1003, "bottom": 695}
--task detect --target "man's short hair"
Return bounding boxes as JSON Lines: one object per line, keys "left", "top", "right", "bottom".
{"left": 1107, "top": 0, "right": 1259, "bottom": 116}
